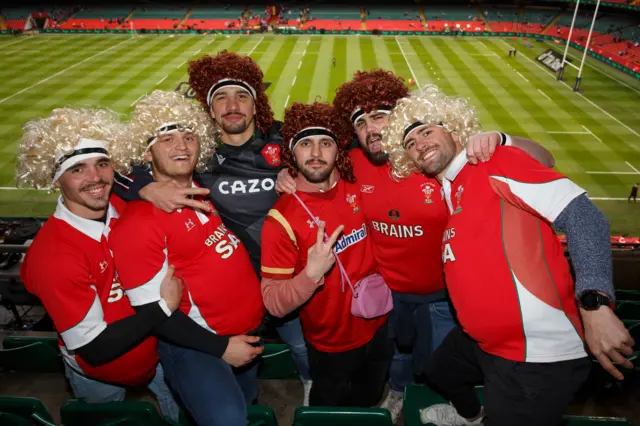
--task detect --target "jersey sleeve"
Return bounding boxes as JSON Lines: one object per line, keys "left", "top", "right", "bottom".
{"left": 109, "top": 203, "right": 168, "bottom": 306}
{"left": 260, "top": 209, "right": 299, "bottom": 279}
{"left": 21, "top": 250, "right": 107, "bottom": 350}
{"left": 486, "top": 146, "right": 586, "bottom": 223}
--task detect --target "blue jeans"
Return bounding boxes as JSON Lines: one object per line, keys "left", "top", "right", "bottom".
{"left": 275, "top": 316, "right": 311, "bottom": 381}
{"left": 64, "top": 361, "right": 180, "bottom": 422}
{"left": 158, "top": 341, "right": 259, "bottom": 426}
{"left": 389, "top": 299, "right": 457, "bottom": 393}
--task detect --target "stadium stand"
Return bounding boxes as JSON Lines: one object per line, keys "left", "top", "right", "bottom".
{"left": 1, "top": 8, "right": 30, "bottom": 30}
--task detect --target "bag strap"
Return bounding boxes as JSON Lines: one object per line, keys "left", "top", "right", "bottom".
{"left": 291, "top": 192, "right": 356, "bottom": 295}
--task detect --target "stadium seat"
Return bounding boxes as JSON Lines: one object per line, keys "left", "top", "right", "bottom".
{"left": 0, "top": 342, "right": 62, "bottom": 373}
{"left": 259, "top": 343, "right": 299, "bottom": 379}
{"left": 60, "top": 400, "right": 177, "bottom": 426}
{"left": 616, "top": 290, "right": 640, "bottom": 302}
{"left": 3, "top": 335, "right": 58, "bottom": 351}
{"left": 615, "top": 301, "right": 640, "bottom": 321}
{"left": 292, "top": 406, "right": 393, "bottom": 426}
{"left": 404, "top": 385, "right": 634, "bottom": 425}
{"left": 0, "top": 396, "right": 56, "bottom": 426}
{"left": 248, "top": 406, "right": 278, "bottom": 426}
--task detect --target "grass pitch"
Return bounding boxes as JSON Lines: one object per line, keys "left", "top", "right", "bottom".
{"left": 0, "top": 34, "right": 639, "bottom": 234}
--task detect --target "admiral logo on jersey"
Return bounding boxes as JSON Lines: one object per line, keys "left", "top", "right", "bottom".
{"left": 335, "top": 224, "right": 367, "bottom": 254}
{"left": 218, "top": 178, "right": 276, "bottom": 195}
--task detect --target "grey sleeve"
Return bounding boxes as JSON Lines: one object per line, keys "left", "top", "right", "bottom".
{"left": 553, "top": 194, "right": 615, "bottom": 300}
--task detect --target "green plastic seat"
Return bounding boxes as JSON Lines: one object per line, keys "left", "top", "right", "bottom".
{"left": 3, "top": 336, "right": 58, "bottom": 351}
{"left": 616, "top": 290, "right": 640, "bottom": 302}
{"left": 60, "top": 400, "right": 176, "bottom": 426}
{"left": 563, "top": 415, "right": 634, "bottom": 425}
{"left": 259, "top": 344, "right": 299, "bottom": 379}
{"left": 615, "top": 301, "right": 640, "bottom": 321}
{"left": 248, "top": 406, "right": 278, "bottom": 426}
{"left": 403, "top": 384, "right": 484, "bottom": 426}
{"left": 404, "top": 385, "right": 634, "bottom": 426}
{"left": 0, "top": 342, "right": 62, "bottom": 373}
{"left": 0, "top": 396, "right": 56, "bottom": 426}
{"left": 293, "top": 406, "right": 393, "bottom": 426}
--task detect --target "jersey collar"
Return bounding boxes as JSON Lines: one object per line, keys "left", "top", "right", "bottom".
{"left": 53, "top": 196, "right": 119, "bottom": 242}
{"left": 444, "top": 150, "right": 468, "bottom": 183}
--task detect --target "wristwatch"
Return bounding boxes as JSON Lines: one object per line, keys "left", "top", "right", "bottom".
{"left": 578, "top": 291, "right": 611, "bottom": 311}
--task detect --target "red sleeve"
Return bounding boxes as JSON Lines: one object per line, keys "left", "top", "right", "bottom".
{"left": 109, "top": 202, "right": 168, "bottom": 306}
{"left": 260, "top": 209, "right": 299, "bottom": 279}
{"left": 486, "top": 147, "right": 586, "bottom": 223}
{"left": 21, "top": 248, "right": 106, "bottom": 350}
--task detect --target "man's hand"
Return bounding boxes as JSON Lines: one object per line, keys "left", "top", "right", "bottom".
{"left": 160, "top": 265, "right": 183, "bottom": 312}
{"left": 304, "top": 221, "right": 344, "bottom": 283}
{"left": 275, "top": 169, "right": 297, "bottom": 194}
{"left": 222, "top": 335, "right": 265, "bottom": 367}
{"left": 466, "top": 132, "right": 501, "bottom": 165}
{"left": 581, "top": 306, "right": 635, "bottom": 380}
{"left": 139, "top": 181, "right": 211, "bottom": 213}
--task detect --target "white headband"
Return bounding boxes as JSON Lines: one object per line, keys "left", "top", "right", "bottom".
{"left": 206, "top": 78, "right": 257, "bottom": 106}
{"left": 53, "top": 138, "right": 109, "bottom": 183}
{"left": 147, "top": 122, "right": 193, "bottom": 149}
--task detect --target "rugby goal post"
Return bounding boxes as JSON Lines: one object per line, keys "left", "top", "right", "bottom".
{"left": 557, "top": 0, "right": 602, "bottom": 92}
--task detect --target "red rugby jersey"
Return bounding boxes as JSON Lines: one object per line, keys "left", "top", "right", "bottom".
{"left": 441, "top": 147, "right": 587, "bottom": 362}
{"left": 260, "top": 178, "right": 387, "bottom": 352}
{"left": 20, "top": 196, "right": 158, "bottom": 386}
{"left": 349, "top": 149, "right": 448, "bottom": 295}
{"left": 109, "top": 185, "right": 264, "bottom": 337}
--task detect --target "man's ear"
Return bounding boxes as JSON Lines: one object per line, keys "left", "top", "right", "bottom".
{"left": 144, "top": 150, "right": 152, "bottom": 163}
{"left": 451, "top": 131, "right": 461, "bottom": 143}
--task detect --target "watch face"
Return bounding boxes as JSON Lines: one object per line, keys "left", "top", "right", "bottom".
{"left": 581, "top": 292, "right": 601, "bottom": 308}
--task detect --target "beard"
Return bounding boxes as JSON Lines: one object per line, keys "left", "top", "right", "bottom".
{"left": 363, "top": 133, "right": 388, "bottom": 166}
{"left": 220, "top": 114, "right": 254, "bottom": 135}
{"left": 418, "top": 142, "right": 457, "bottom": 176}
{"left": 299, "top": 159, "right": 334, "bottom": 183}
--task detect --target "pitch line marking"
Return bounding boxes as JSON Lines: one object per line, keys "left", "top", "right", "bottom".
{"left": 192, "top": 48, "right": 201, "bottom": 56}
{"left": 585, "top": 171, "right": 638, "bottom": 175}
{"left": 515, "top": 71, "right": 529, "bottom": 83}
{"left": 0, "top": 187, "right": 50, "bottom": 191}
{"left": 589, "top": 197, "right": 630, "bottom": 201}
{"left": 157, "top": 75, "right": 167, "bottom": 85}
{"left": 284, "top": 95, "right": 290, "bottom": 108}
{"left": 626, "top": 161, "right": 640, "bottom": 174}
{"left": 130, "top": 94, "right": 145, "bottom": 107}
{"left": 395, "top": 36, "right": 420, "bottom": 87}
{"left": 177, "top": 60, "right": 186, "bottom": 69}
{"left": 547, "top": 131, "right": 590, "bottom": 134}
{"left": 582, "top": 125, "right": 603, "bottom": 144}
{"left": 291, "top": 76, "right": 297, "bottom": 86}
{"left": 247, "top": 36, "right": 264, "bottom": 56}
{"left": 499, "top": 39, "right": 640, "bottom": 139}
{"left": 537, "top": 89, "right": 552, "bottom": 101}
{"left": 0, "top": 38, "right": 130, "bottom": 105}
{"left": 0, "top": 38, "right": 29, "bottom": 49}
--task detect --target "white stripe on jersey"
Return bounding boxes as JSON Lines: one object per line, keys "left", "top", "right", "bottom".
{"left": 489, "top": 176, "right": 586, "bottom": 223}
{"left": 125, "top": 248, "right": 168, "bottom": 306}
{"left": 60, "top": 291, "right": 107, "bottom": 350}
{"left": 186, "top": 290, "right": 217, "bottom": 334}
{"left": 513, "top": 272, "right": 587, "bottom": 363}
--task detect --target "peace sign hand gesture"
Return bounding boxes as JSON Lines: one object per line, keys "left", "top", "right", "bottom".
{"left": 304, "top": 221, "right": 344, "bottom": 283}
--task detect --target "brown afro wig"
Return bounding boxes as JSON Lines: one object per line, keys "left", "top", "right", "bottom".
{"left": 188, "top": 50, "right": 275, "bottom": 134}
{"left": 280, "top": 102, "right": 355, "bottom": 183}
{"left": 333, "top": 69, "right": 409, "bottom": 127}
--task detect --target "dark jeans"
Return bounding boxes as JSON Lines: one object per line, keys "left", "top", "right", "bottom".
{"left": 158, "top": 341, "right": 259, "bottom": 426}
{"left": 307, "top": 321, "right": 393, "bottom": 407}
{"left": 425, "top": 328, "right": 591, "bottom": 426}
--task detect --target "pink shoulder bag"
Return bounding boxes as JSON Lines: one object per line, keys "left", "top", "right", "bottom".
{"left": 292, "top": 193, "right": 393, "bottom": 319}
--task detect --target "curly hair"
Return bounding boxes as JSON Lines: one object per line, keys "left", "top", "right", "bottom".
{"left": 381, "top": 84, "right": 482, "bottom": 179}
{"left": 127, "top": 90, "right": 217, "bottom": 173}
{"left": 16, "top": 108, "right": 129, "bottom": 190}
{"left": 188, "top": 50, "right": 275, "bottom": 134}
{"left": 280, "top": 102, "right": 355, "bottom": 183}
{"left": 333, "top": 69, "right": 409, "bottom": 126}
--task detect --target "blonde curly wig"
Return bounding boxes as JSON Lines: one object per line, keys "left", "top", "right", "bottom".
{"left": 127, "top": 90, "right": 217, "bottom": 172}
{"left": 381, "top": 85, "right": 482, "bottom": 179}
{"left": 16, "top": 108, "right": 130, "bottom": 190}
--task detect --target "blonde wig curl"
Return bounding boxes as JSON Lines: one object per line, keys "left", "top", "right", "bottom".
{"left": 127, "top": 90, "right": 217, "bottom": 173}
{"left": 381, "top": 85, "right": 482, "bottom": 179}
{"left": 16, "top": 108, "right": 129, "bottom": 190}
